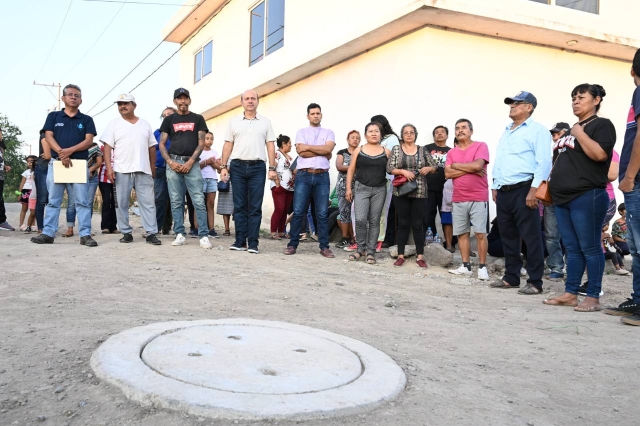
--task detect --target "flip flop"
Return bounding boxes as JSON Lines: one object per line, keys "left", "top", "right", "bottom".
{"left": 574, "top": 304, "right": 601, "bottom": 312}
{"left": 366, "top": 255, "right": 376, "bottom": 264}
{"left": 542, "top": 298, "right": 578, "bottom": 307}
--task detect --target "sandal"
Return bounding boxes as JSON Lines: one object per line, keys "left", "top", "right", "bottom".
{"left": 542, "top": 298, "right": 578, "bottom": 307}
{"left": 223, "top": 230, "right": 231, "bottom": 236}
{"left": 366, "top": 255, "right": 376, "bottom": 264}
{"left": 518, "top": 283, "right": 542, "bottom": 295}
{"left": 490, "top": 280, "right": 519, "bottom": 289}
{"left": 270, "top": 233, "right": 281, "bottom": 240}
{"left": 574, "top": 304, "right": 601, "bottom": 312}
{"left": 348, "top": 252, "right": 363, "bottom": 261}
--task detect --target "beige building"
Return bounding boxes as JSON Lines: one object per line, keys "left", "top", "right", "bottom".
{"left": 163, "top": 0, "right": 640, "bottom": 221}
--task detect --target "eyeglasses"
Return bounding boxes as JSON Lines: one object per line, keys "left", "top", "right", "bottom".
{"left": 403, "top": 131, "right": 416, "bottom": 135}
{"left": 64, "top": 93, "right": 81, "bottom": 99}
{"left": 511, "top": 101, "right": 530, "bottom": 106}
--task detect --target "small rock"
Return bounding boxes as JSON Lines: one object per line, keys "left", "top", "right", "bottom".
{"left": 78, "top": 400, "right": 87, "bottom": 407}
{"left": 385, "top": 300, "right": 397, "bottom": 308}
{"left": 335, "top": 281, "right": 345, "bottom": 286}
{"left": 54, "top": 386, "right": 65, "bottom": 394}
{"left": 424, "top": 243, "right": 454, "bottom": 267}
{"left": 527, "top": 422, "right": 535, "bottom": 426}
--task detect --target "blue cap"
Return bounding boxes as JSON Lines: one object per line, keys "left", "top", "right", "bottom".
{"left": 504, "top": 91, "right": 537, "bottom": 108}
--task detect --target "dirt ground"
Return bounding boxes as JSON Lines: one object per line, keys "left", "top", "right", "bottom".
{"left": 1, "top": 203, "right": 638, "bottom": 426}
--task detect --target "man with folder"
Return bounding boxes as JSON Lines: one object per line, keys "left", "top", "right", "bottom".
{"left": 31, "top": 84, "right": 98, "bottom": 247}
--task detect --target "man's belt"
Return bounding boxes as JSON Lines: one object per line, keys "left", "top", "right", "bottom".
{"left": 231, "top": 159, "right": 264, "bottom": 165}
{"left": 499, "top": 178, "right": 533, "bottom": 192}
{"left": 299, "top": 168, "right": 329, "bottom": 174}
{"left": 169, "top": 154, "right": 193, "bottom": 161}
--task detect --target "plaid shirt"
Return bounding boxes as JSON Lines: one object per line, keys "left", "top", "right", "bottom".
{"left": 386, "top": 145, "right": 437, "bottom": 198}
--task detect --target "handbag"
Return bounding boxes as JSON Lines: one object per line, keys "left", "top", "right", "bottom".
{"left": 392, "top": 175, "right": 408, "bottom": 187}
{"left": 535, "top": 150, "right": 562, "bottom": 203}
{"left": 218, "top": 179, "right": 230, "bottom": 192}
{"left": 396, "top": 180, "right": 418, "bottom": 196}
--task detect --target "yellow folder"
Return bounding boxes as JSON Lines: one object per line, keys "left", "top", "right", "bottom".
{"left": 53, "top": 160, "right": 88, "bottom": 184}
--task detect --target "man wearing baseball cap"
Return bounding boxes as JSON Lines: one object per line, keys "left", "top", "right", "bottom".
{"left": 101, "top": 93, "right": 161, "bottom": 245}
{"left": 490, "top": 91, "right": 552, "bottom": 294}
{"left": 543, "top": 121, "right": 570, "bottom": 281}
{"left": 157, "top": 88, "right": 211, "bottom": 248}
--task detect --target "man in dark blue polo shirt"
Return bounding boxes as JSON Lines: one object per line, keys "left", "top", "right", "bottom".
{"left": 154, "top": 106, "right": 175, "bottom": 234}
{"left": 31, "top": 84, "right": 98, "bottom": 247}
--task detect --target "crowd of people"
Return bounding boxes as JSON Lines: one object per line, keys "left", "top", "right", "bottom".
{"left": 3, "top": 49, "right": 640, "bottom": 326}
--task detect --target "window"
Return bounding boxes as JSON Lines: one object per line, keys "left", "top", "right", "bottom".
{"left": 250, "top": 0, "right": 285, "bottom": 66}
{"left": 194, "top": 41, "right": 213, "bottom": 83}
{"left": 527, "top": 0, "right": 598, "bottom": 14}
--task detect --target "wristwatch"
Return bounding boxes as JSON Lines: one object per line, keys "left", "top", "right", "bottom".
{"left": 269, "top": 166, "right": 276, "bottom": 171}
{"left": 220, "top": 165, "right": 227, "bottom": 169}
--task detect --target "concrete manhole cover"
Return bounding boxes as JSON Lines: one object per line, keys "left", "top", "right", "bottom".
{"left": 91, "top": 319, "right": 406, "bottom": 421}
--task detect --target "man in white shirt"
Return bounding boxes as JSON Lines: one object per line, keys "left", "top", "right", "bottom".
{"left": 219, "top": 89, "right": 277, "bottom": 254}
{"left": 102, "top": 93, "right": 160, "bottom": 245}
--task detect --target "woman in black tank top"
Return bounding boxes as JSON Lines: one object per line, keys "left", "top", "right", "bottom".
{"left": 345, "top": 122, "right": 391, "bottom": 264}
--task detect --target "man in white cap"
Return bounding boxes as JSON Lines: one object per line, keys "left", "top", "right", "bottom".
{"left": 102, "top": 94, "right": 161, "bottom": 245}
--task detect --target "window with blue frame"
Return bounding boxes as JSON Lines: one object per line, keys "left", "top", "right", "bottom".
{"left": 250, "top": 0, "right": 285, "bottom": 66}
{"left": 194, "top": 41, "right": 213, "bottom": 83}
{"left": 527, "top": 0, "right": 598, "bottom": 14}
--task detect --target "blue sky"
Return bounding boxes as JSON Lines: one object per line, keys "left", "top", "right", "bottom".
{"left": 0, "top": 0, "right": 185, "bottom": 154}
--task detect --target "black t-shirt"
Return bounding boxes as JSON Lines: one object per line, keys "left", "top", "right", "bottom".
{"left": 159, "top": 112, "right": 208, "bottom": 156}
{"left": 424, "top": 143, "right": 450, "bottom": 192}
{"left": 548, "top": 116, "right": 616, "bottom": 205}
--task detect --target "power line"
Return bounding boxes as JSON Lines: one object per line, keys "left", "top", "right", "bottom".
{"left": 83, "top": 0, "right": 195, "bottom": 5}
{"left": 88, "top": 0, "right": 227, "bottom": 117}
{"left": 61, "top": 0, "right": 129, "bottom": 79}
{"left": 35, "top": 0, "right": 74, "bottom": 79}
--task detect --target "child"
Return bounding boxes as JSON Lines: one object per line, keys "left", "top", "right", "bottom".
{"left": 199, "top": 132, "right": 221, "bottom": 238}
{"left": 602, "top": 223, "right": 629, "bottom": 275}
{"left": 18, "top": 156, "right": 37, "bottom": 232}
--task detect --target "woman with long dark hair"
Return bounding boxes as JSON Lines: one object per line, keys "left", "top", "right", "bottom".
{"left": 345, "top": 122, "right": 391, "bottom": 264}
{"left": 371, "top": 114, "right": 400, "bottom": 252}
{"left": 270, "top": 134, "right": 294, "bottom": 239}
{"left": 543, "top": 83, "right": 616, "bottom": 312}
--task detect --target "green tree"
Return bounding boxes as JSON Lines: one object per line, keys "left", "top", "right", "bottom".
{"left": 0, "top": 114, "right": 27, "bottom": 200}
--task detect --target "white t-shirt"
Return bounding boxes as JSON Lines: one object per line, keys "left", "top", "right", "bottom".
{"left": 100, "top": 116, "right": 157, "bottom": 175}
{"left": 22, "top": 170, "right": 34, "bottom": 190}
{"left": 200, "top": 149, "right": 219, "bottom": 180}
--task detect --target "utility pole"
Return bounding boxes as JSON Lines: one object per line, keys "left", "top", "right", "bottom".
{"left": 33, "top": 81, "right": 61, "bottom": 111}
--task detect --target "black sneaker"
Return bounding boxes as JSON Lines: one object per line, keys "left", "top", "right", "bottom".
{"left": 621, "top": 310, "right": 640, "bottom": 326}
{"left": 230, "top": 243, "right": 247, "bottom": 251}
{"left": 208, "top": 229, "right": 220, "bottom": 238}
{"left": 146, "top": 234, "right": 161, "bottom": 245}
{"left": 120, "top": 233, "right": 133, "bottom": 243}
{"left": 80, "top": 236, "right": 98, "bottom": 247}
{"left": 31, "top": 234, "right": 54, "bottom": 244}
{"left": 603, "top": 298, "right": 640, "bottom": 316}
{"left": 336, "top": 237, "right": 349, "bottom": 248}
{"left": 577, "top": 282, "right": 588, "bottom": 296}
{"left": 189, "top": 229, "right": 198, "bottom": 238}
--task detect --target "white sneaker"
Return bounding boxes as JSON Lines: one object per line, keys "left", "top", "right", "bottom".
{"left": 520, "top": 267, "right": 528, "bottom": 277}
{"left": 172, "top": 233, "right": 186, "bottom": 246}
{"left": 200, "top": 236, "right": 212, "bottom": 249}
{"left": 615, "top": 269, "right": 630, "bottom": 276}
{"left": 477, "top": 266, "right": 490, "bottom": 281}
{"left": 449, "top": 265, "right": 472, "bottom": 276}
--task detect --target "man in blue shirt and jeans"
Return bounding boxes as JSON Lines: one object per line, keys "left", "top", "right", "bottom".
{"left": 31, "top": 84, "right": 98, "bottom": 247}
{"left": 605, "top": 48, "right": 640, "bottom": 325}
{"left": 490, "top": 91, "right": 551, "bottom": 295}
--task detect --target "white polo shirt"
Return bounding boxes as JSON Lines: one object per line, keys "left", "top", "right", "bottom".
{"left": 224, "top": 113, "right": 276, "bottom": 162}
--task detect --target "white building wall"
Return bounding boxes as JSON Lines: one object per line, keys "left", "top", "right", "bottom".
{"left": 204, "top": 25, "right": 633, "bottom": 225}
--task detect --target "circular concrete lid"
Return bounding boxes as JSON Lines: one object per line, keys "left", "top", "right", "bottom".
{"left": 91, "top": 319, "right": 406, "bottom": 421}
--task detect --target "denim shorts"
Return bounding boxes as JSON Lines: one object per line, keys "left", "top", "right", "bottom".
{"left": 203, "top": 178, "right": 218, "bottom": 193}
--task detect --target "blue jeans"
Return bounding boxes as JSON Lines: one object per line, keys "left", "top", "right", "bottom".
{"left": 555, "top": 189, "right": 608, "bottom": 299}
{"left": 35, "top": 160, "right": 49, "bottom": 230}
{"left": 229, "top": 160, "right": 266, "bottom": 249}
{"left": 154, "top": 167, "right": 170, "bottom": 231}
{"left": 287, "top": 170, "right": 330, "bottom": 250}
{"left": 543, "top": 204, "right": 564, "bottom": 274}
{"left": 623, "top": 182, "right": 640, "bottom": 303}
{"left": 167, "top": 160, "right": 208, "bottom": 237}
{"left": 64, "top": 184, "right": 76, "bottom": 227}
{"left": 43, "top": 161, "right": 92, "bottom": 238}
{"left": 88, "top": 174, "right": 99, "bottom": 216}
